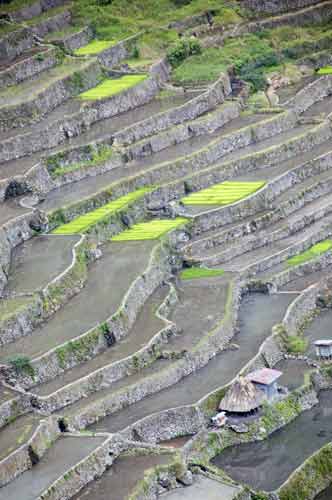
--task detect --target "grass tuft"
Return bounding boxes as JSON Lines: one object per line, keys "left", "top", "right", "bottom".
{"left": 52, "top": 188, "right": 150, "bottom": 234}
{"left": 181, "top": 181, "right": 265, "bottom": 206}
{"left": 78, "top": 74, "right": 148, "bottom": 100}
{"left": 287, "top": 240, "right": 332, "bottom": 267}
{"left": 180, "top": 267, "right": 224, "bottom": 280}
{"left": 112, "top": 218, "right": 188, "bottom": 241}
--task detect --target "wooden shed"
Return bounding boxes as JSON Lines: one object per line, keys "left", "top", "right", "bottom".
{"left": 247, "top": 368, "right": 282, "bottom": 401}
{"left": 219, "top": 377, "right": 265, "bottom": 416}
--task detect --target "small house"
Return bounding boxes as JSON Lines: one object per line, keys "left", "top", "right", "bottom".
{"left": 314, "top": 340, "right": 332, "bottom": 360}
{"left": 247, "top": 368, "right": 282, "bottom": 401}
{"left": 219, "top": 377, "right": 265, "bottom": 416}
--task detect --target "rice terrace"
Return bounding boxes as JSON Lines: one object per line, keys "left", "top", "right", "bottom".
{"left": 3, "top": 0, "right": 332, "bottom": 498}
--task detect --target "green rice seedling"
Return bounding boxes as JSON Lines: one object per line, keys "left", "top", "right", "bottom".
{"left": 112, "top": 218, "right": 188, "bottom": 241}
{"left": 180, "top": 267, "right": 225, "bottom": 280}
{"left": 74, "top": 40, "right": 115, "bottom": 56}
{"left": 287, "top": 240, "right": 332, "bottom": 266}
{"left": 181, "top": 181, "right": 266, "bottom": 206}
{"left": 317, "top": 66, "right": 332, "bottom": 74}
{"left": 78, "top": 74, "right": 148, "bottom": 100}
{"left": 52, "top": 188, "right": 150, "bottom": 235}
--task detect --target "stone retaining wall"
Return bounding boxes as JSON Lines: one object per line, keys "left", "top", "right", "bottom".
{"left": 113, "top": 73, "right": 232, "bottom": 147}
{"left": 0, "top": 26, "right": 34, "bottom": 63}
{"left": 282, "top": 281, "right": 322, "bottom": 335}
{"left": 8, "top": 0, "right": 68, "bottom": 22}
{"left": 13, "top": 232, "right": 177, "bottom": 389}
{"left": 59, "top": 26, "right": 93, "bottom": 52}
{"left": 62, "top": 277, "right": 241, "bottom": 431}
{"left": 0, "top": 415, "right": 60, "bottom": 488}
{"left": 240, "top": 0, "right": 323, "bottom": 14}
{"left": 0, "top": 58, "right": 103, "bottom": 132}
{"left": 277, "top": 441, "right": 332, "bottom": 500}
{"left": 284, "top": 74, "right": 332, "bottom": 114}
{"left": 0, "top": 59, "right": 169, "bottom": 164}
{"left": 31, "top": 283, "right": 179, "bottom": 413}
{"left": 0, "top": 46, "right": 59, "bottom": 88}
{"left": 97, "top": 33, "right": 141, "bottom": 69}
{"left": 37, "top": 434, "right": 113, "bottom": 500}
{"left": 120, "top": 406, "right": 205, "bottom": 444}
{"left": 30, "top": 8, "right": 72, "bottom": 39}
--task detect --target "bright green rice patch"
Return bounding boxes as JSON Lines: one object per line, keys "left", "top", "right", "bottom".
{"left": 74, "top": 40, "right": 115, "bottom": 56}
{"left": 112, "top": 218, "right": 188, "bottom": 241}
{"left": 180, "top": 267, "right": 224, "bottom": 280}
{"left": 52, "top": 188, "right": 150, "bottom": 234}
{"left": 317, "top": 66, "right": 332, "bottom": 75}
{"left": 78, "top": 74, "right": 148, "bottom": 100}
{"left": 181, "top": 181, "right": 266, "bottom": 206}
{"left": 287, "top": 240, "right": 332, "bottom": 266}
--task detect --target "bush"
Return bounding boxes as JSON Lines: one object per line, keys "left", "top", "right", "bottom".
{"left": 7, "top": 355, "right": 35, "bottom": 378}
{"left": 167, "top": 37, "right": 202, "bottom": 67}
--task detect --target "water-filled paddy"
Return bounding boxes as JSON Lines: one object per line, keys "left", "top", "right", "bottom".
{"left": 212, "top": 390, "right": 332, "bottom": 491}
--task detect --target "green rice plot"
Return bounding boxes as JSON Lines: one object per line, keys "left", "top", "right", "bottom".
{"left": 180, "top": 267, "right": 225, "bottom": 280}
{"left": 317, "top": 66, "right": 332, "bottom": 75}
{"left": 78, "top": 74, "right": 148, "bottom": 100}
{"left": 181, "top": 181, "right": 266, "bottom": 206}
{"left": 52, "top": 188, "right": 150, "bottom": 235}
{"left": 112, "top": 218, "right": 188, "bottom": 241}
{"left": 74, "top": 40, "right": 115, "bottom": 56}
{"left": 287, "top": 240, "right": 332, "bottom": 266}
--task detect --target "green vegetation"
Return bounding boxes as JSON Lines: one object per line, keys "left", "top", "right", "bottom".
{"left": 112, "top": 218, "right": 188, "bottom": 241}
{"left": 282, "top": 333, "right": 309, "bottom": 354}
{"left": 287, "top": 240, "right": 332, "bottom": 267}
{"left": 6, "top": 355, "right": 35, "bottom": 379}
{"left": 78, "top": 74, "right": 148, "bottom": 100}
{"left": 50, "top": 145, "right": 114, "bottom": 177}
{"left": 167, "top": 38, "right": 201, "bottom": 67}
{"left": 52, "top": 188, "right": 150, "bottom": 234}
{"left": 318, "top": 66, "right": 332, "bottom": 74}
{"left": 0, "top": 297, "right": 31, "bottom": 323}
{"left": 182, "top": 181, "right": 265, "bottom": 206}
{"left": 72, "top": 0, "right": 243, "bottom": 45}
{"left": 180, "top": 267, "right": 224, "bottom": 280}
{"left": 74, "top": 39, "right": 115, "bottom": 55}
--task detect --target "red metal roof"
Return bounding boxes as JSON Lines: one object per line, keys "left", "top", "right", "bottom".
{"left": 247, "top": 368, "right": 282, "bottom": 386}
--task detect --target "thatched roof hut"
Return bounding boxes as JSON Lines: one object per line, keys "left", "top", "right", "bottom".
{"left": 219, "top": 377, "right": 265, "bottom": 414}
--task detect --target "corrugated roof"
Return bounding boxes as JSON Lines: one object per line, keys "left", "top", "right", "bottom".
{"left": 247, "top": 368, "right": 282, "bottom": 386}
{"left": 314, "top": 340, "right": 332, "bottom": 346}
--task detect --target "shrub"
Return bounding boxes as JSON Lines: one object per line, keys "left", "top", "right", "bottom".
{"left": 167, "top": 37, "right": 201, "bottom": 67}
{"left": 7, "top": 355, "right": 35, "bottom": 378}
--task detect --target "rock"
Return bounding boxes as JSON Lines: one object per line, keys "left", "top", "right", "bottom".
{"left": 229, "top": 422, "right": 249, "bottom": 433}
{"left": 178, "top": 470, "right": 193, "bottom": 486}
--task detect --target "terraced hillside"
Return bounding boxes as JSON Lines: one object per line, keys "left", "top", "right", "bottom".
{"left": 2, "top": 0, "right": 332, "bottom": 499}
